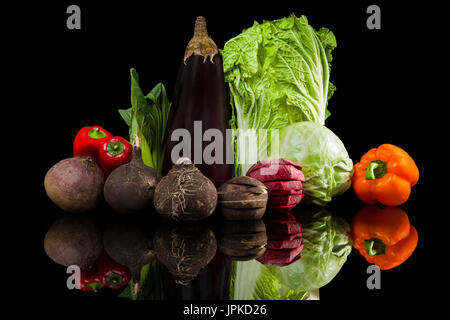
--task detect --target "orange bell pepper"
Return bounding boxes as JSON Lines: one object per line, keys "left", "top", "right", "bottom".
{"left": 351, "top": 205, "right": 418, "bottom": 270}
{"left": 352, "top": 144, "right": 419, "bottom": 206}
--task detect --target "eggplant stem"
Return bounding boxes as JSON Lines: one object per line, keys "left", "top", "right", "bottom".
{"left": 193, "top": 16, "right": 208, "bottom": 37}
{"left": 184, "top": 16, "right": 218, "bottom": 63}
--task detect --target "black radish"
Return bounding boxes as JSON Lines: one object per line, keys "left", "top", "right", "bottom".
{"left": 103, "top": 215, "right": 156, "bottom": 281}
{"left": 153, "top": 222, "right": 217, "bottom": 286}
{"left": 104, "top": 136, "right": 162, "bottom": 214}
{"left": 154, "top": 157, "right": 217, "bottom": 221}
{"left": 217, "top": 176, "right": 268, "bottom": 220}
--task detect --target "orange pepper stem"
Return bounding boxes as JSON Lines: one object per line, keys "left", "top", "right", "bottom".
{"left": 365, "top": 160, "right": 387, "bottom": 180}
{"left": 364, "top": 238, "right": 386, "bottom": 256}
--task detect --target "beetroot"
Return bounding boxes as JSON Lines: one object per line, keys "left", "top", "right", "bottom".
{"left": 266, "top": 233, "right": 303, "bottom": 249}
{"left": 256, "top": 246, "right": 303, "bottom": 266}
{"left": 268, "top": 194, "right": 304, "bottom": 207}
{"left": 44, "top": 156, "right": 105, "bottom": 213}
{"left": 246, "top": 164, "right": 305, "bottom": 182}
{"left": 256, "top": 212, "right": 304, "bottom": 266}
{"left": 264, "top": 181, "right": 302, "bottom": 195}
{"left": 264, "top": 214, "right": 303, "bottom": 234}
{"left": 44, "top": 214, "right": 103, "bottom": 270}
{"left": 247, "top": 158, "right": 305, "bottom": 213}
{"left": 247, "top": 158, "right": 302, "bottom": 172}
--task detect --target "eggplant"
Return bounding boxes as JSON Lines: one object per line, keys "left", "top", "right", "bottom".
{"left": 162, "top": 16, "right": 233, "bottom": 187}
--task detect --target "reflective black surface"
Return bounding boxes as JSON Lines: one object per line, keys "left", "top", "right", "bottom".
{"left": 40, "top": 191, "right": 422, "bottom": 301}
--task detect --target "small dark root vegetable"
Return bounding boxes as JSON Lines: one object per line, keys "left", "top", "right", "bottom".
{"left": 154, "top": 158, "right": 217, "bottom": 221}
{"left": 44, "top": 214, "right": 103, "bottom": 270}
{"left": 103, "top": 215, "right": 156, "bottom": 281}
{"left": 154, "top": 223, "right": 217, "bottom": 285}
{"left": 217, "top": 176, "right": 268, "bottom": 220}
{"left": 104, "top": 136, "right": 162, "bottom": 214}
{"left": 218, "top": 219, "right": 267, "bottom": 261}
{"left": 44, "top": 156, "right": 105, "bottom": 212}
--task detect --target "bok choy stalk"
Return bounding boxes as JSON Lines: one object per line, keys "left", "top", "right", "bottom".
{"left": 119, "top": 68, "right": 171, "bottom": 172}
{"left": 222, "top": 14, "right": 337, "bottom": 176}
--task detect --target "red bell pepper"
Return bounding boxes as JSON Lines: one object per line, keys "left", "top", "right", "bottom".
{"left": 98, "top": 136, "right": 132, "bottom": 176}
{"left": 78, "top": 251, "right": 131, "bottom": 292}
{"left": 73, "top": 126, "right": 112, "bottom": 163}
{"left": 80, "top": 266, "right": 104, "bottom": 292}
{"left": 97, "top": 251, "right": 131, "bottom": 289}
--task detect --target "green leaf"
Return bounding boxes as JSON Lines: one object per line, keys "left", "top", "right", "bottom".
{"left": 229, "top": 260, "right": 311, "bottom": 300}
{"left": 118, "top": 108, "right": 132, "bottom": 126}
{"left": 125, "top": 68, "right": 171, "bottom": 171}
{"left": 222, "top": 14, "right": 337, "bottom": 175}
{"left": 117, "top": 281, "right": 132, "bottom": 299}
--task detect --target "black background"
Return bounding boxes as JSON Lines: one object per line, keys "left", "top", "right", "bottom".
{"left": 10, "top": 0, "right": 441, "bottom": 313}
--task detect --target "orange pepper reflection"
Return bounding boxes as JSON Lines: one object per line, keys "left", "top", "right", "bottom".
{"left": 351, "top": 205, "right": 418, "bottom": 270}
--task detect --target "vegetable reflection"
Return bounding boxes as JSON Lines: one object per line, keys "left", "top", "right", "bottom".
{"left": 351, "top": 205, "right": 418, "bottom": 270}
{"left": 153, "top": 222, "right": 217, "bottom": 286}
{"left": 229, "top": 207, "right": 352, "bottom": 299}
{"left": 256, "top": 212, "right": 304, "bottom": 266}
{"left": 218, "top": 219, "right": 267, "bottom": 261}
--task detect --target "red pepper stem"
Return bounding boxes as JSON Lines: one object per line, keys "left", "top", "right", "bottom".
{"left": 105, "top": 273, "right": 124, "bottom": 287}
{"left": 87, "top": 282, "right": 103, "bottom": 292}
{"left": 365, "top": 160, "right": 387, "bottom": 180}
{"left": 88, "top": 127, "right": 107, "bottom": 139}
{"left": 107, "top": 140, "right": 124, "bottom": 156}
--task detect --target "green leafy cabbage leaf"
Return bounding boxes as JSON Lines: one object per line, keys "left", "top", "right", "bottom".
{"left": 273, "top": 121, "right": 353, "bottom": 205}
{"left": 266, "top": 208, "right": 352, "bottom": 292}
{"left": 222, "top": 14, "right": 337, "bottom": 176}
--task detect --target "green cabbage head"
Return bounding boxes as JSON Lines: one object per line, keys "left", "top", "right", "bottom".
{"left": 273, "top": 121, "right": 353, "bottom": 206}
{"left": 265, "top": 208, "right": 352, "bottom": 292}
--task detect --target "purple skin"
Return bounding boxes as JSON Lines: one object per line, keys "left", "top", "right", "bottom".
{"left": 44, "top": 156, "right": 105, "bottom": 212}
{"left": 256, "top": 245, "right": 304, "bottom": 266}
{"left": 268, "top": 194, "right": 304, "bottom": 207}
{"left": 44, "top": 214, "right": 103, "bottom": 270}
{"left": 264, "top": 180, "right": 303, "bottom": 195}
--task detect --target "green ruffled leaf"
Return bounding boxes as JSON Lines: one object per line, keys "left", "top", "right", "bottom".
{"left": 123, "top": 68, "right": 171, "bottom": 172}
{"left": 222, "top": 14, "right": 337, "bottom": 175}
